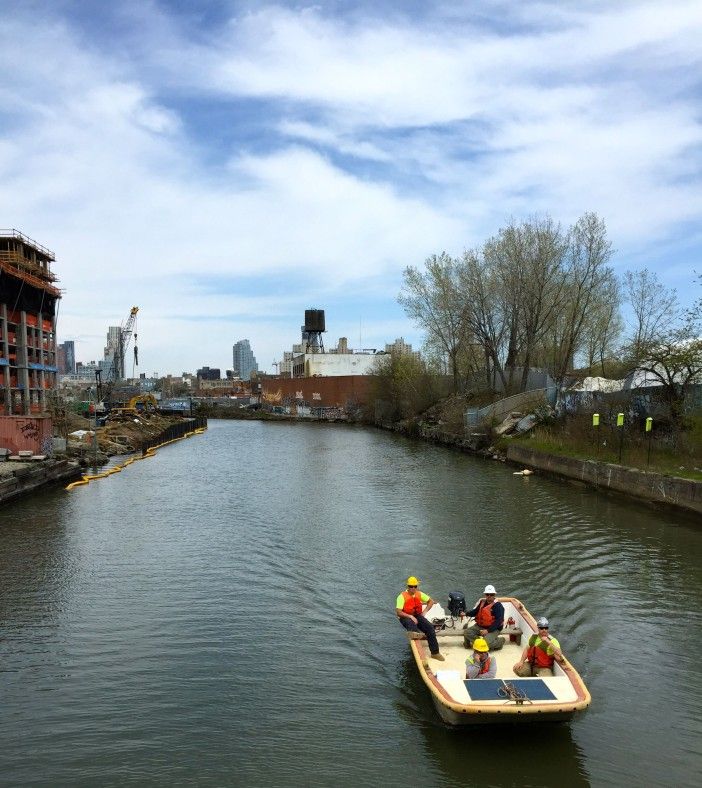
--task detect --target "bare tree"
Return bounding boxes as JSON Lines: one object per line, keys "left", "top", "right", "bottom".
{"left": 582, "top": 270, "right": 624, "bottom": 375}
{"left": 398, "top": 253, "right": 468, "bottom": 392}
{"left": 547, "top": 213, "right": 615, "bottom": 386}
{"left": 458, "top": 249, "right": 509, "bottom": 390}
{"left": 624, "top": 268, "right": 678, "bottom": 358}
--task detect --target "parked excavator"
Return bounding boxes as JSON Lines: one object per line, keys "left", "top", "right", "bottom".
{"left": 105, "top": 393, "right": 158, "bottom": 421}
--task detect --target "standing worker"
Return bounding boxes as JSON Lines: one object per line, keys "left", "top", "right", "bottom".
{"left": 463, "top": 584, "right": 505, "bottom": 651}
{"left": 395, "top": 576, "right": 445, "bottom": 662}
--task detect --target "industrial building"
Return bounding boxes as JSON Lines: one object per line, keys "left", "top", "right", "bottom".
{"left": 0, "top": 229, "right": 60, "bottom": 416}
{"left": 280, "top": 309, "right": 385, "bottom": 378}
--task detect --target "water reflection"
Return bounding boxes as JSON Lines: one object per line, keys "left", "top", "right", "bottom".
{"left": 396, "top": 655, "right": 590, "bottom": 788}
{"left": 0, "top": 421, "right": 699, "bottom": 786}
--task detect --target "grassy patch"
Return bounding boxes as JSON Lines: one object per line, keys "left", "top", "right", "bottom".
{"left": 508, "top": 416, "right": 702, "bottom": 481}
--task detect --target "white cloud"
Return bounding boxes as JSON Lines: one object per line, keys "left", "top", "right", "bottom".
{"left": 1, "top": 2, "right": 701, "bottom": 373}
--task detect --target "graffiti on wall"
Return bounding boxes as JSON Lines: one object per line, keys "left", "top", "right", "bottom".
{"left": 19, "top": 420, "right": 40, "bottom": 440}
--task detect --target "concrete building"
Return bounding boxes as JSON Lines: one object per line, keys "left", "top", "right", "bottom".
{"left": 0, "top": 229, "right": 61, "bottom": 415}
{"left": 197, "top": 366, "right": 220, "bottom": 380}
{"left": 385, "top": 337, "right": 420, "bottom": 359}
{"left": 292, "top": 351, "right": 382, "bottom": 377}
{"left": 232, "top": 339, "right": 258, "bottom": 381}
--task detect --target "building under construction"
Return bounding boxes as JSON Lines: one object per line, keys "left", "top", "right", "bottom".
{"left": 0, "top": 229, "right": 61, "bottom": 416}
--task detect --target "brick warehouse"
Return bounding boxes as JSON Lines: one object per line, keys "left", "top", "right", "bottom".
{"left": 261, "top": 375, "right": 371, "bottom": 413}
{"left": 0, "top": 230, "right": 60, "bottom": 452}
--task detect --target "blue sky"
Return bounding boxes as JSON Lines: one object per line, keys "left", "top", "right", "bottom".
{"left": 1, "top": 0, "right": 701, "bottom": 374}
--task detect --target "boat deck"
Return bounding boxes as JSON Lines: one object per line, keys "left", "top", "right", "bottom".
{"left": 421, "top": 629, "right": 580, "bottom": 706}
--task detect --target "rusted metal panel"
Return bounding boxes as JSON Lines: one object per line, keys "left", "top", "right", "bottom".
{"left": 0, "top": 415, "right": 52, "bottom": 454}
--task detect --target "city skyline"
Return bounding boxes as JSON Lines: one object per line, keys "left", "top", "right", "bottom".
{"left": 2, "top": 2, "right": 700, "bottom": 375}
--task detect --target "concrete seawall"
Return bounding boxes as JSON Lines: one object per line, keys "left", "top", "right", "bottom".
{"left": 0, "top": 459, "right": 83, "bottom": 505}
{"left": 506, "top": 444, "right": 702, "bottom": 517}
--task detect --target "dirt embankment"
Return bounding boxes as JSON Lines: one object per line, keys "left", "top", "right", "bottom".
{"left": 376, "top": 394, "right": 500, "bottom": 457}
{"left": 66, "top": 411, "right": 193, "bottom": 464}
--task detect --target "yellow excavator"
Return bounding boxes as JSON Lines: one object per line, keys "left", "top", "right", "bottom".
{"left": 106, "top": 393, "right": 158, "bottom": 420}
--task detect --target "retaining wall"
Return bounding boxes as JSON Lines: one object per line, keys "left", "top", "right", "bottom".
{"left": 506, "top": 444, "right": 702, "bottom": 517}
{"left": 0, "top": 458, "right": 82, "bottom": 505}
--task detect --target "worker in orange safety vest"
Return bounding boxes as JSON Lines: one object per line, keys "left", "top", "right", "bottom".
{"left": 395, "top": 576, "right": 445, "bottom": 661}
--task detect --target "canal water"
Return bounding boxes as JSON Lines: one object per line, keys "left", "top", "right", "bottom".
{"left": 1, "top": 420, "right": 700, "bottom": 787}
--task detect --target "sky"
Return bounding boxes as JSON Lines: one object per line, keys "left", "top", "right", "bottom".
{"left": 1, "top": 0, "right": 701, "bottom": 376}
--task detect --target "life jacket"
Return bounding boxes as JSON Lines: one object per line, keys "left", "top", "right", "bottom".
{"left": 527, "top": 636, "right": 556, "bottom": 668}
{"left": 467, "top": 655, "right": 492, "bottom": 675}
{"left": 475, "top": 599, "right": 496, "bottom": 628}
{"left": 401, "top": 590, "right": 423, "bottom": 616}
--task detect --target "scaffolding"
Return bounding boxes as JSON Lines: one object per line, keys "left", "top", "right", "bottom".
{"left": 0, "top": 229, "right": 61, "bottom": 415}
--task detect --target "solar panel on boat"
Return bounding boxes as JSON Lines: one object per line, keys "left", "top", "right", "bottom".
{"left": 464, "top": 679, "right": 505, "bottom": 700}
{"left": 464, "top": 678, "right": 557, "bottom": 701}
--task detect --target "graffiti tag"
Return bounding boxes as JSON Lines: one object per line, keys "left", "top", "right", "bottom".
{"left": 19, "top": 420, "right": 40, "bottom": 440}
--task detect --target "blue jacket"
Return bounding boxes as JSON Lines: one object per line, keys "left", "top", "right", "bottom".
{"left": 467, "top": 599, "right": 504, "bottom": 632}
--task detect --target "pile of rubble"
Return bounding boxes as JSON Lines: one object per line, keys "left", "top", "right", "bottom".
{"left": 493, "top": 411, "right": 540, "bottom": 437}
{"left": 67, "top": 412, "right": 188, "bottom": 458}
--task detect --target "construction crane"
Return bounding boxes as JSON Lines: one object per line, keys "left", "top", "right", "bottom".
{"left": 95, "top": 306, "right": 139, "bottom": 406}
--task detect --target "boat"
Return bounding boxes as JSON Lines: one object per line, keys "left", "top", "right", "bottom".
{"left": 409, "top": 596, "right": 591, "bottom": 725}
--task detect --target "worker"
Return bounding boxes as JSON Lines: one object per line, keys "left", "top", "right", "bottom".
{"left": 465, "top": 637, "right": 496, "bottom": 679}
{"left": 395, "top": 576, "right": 445, "bottom": 661}
{"left": 513, "top": 617, "right": 565, "bottom": 677}
{"left": 463, "top": 584, "right": 505, "bottom": 651}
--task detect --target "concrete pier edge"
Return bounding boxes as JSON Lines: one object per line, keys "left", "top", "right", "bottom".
{"left": 505, "top": 443, "right": 702, "bottom": 517}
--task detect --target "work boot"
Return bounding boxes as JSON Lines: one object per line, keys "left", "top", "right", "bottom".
{"left": 407, "top": 631, "right": 423, "bottom": 640}
{"left": 431, "top": 652, "right": 445, "bottom": 661}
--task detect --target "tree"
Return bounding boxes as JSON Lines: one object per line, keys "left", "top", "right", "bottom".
{"left": 632, "top": 323, "right": 702, "bottom": 425}
{"left": 369, "top": 352, "right": 440, "bottom": 422}
{"left": 625, "top": 272, "right": 702, "bottom": 428}
{"left": 624, "top": 268, "right": 678, "bottom": 359}
{"left": 582, "top": 271, "right": 624, "bottom": 375}
{"left": 546, "top": 213, "right": 615, "bottom": 386}
{"left": 398, "top": 253, "right": 469, "bottom": 392}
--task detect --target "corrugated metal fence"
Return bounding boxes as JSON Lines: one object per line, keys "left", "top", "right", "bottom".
{"left": 464, "top": 387, "right": 558, "bottom": 429}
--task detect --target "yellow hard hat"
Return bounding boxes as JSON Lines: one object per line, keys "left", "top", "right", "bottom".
{"left": 407, "top": 576, "right": 420, "bottom": 586}
{"left": 473, "top": 638, "right": 489, "bottom": 653}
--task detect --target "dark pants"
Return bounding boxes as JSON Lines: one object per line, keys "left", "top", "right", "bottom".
{"left": 401, "top": 614, "right": 440, "bottom": 655}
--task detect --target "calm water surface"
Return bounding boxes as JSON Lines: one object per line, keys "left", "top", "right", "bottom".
{"left": 1, "top": 420, "right": 701, "bottom": 787}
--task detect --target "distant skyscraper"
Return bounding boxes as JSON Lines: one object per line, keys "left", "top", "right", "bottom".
{"left": 58, "top": 340, "right": 76, "bottom": 374}
{"left": 232, "top": 339, "right": 258, "bottom": 381}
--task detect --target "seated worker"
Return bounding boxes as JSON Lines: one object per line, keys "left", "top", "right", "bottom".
{"left": 463, "top": 584, "right": 505, "bottom": 651}
{"left": 465, "top": 637, "right": 496, "bottom": 679}
{"left": 395, "top": 576, "right": 445, "bottom": 662}
{"left": 513, "top": 617, "right": 565, "bottom": 677}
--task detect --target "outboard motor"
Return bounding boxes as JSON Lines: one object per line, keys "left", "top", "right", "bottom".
{"left": 447, "top": 591, "right": 467, "bottom": 618}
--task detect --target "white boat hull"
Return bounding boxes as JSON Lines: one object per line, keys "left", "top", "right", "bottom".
{"left": 410, "top": 597, "right": 591, "bottom": 725}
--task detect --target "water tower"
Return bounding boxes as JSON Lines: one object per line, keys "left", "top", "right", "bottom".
{"left": 304, "top": 308, "right": 326, "bottom": 353}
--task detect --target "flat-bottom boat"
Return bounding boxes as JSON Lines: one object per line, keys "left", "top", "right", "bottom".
{"left": 409, "top": 596, "right": 590, "bottom": 725}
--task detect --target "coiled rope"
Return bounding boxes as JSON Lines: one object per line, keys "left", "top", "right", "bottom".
{"left": 498, "top": 682, "right": 532, "bottom": 705}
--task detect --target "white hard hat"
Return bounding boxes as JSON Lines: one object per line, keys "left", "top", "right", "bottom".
{"left": 484, "top": 584, "right": 496, "bottom": 594}
{"left": 536, "top": 616, "right": 550, "bottom": 628}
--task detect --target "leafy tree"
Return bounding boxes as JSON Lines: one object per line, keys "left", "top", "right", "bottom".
{"left": 369, "top": 352, "right": 441, "bottom": 422}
